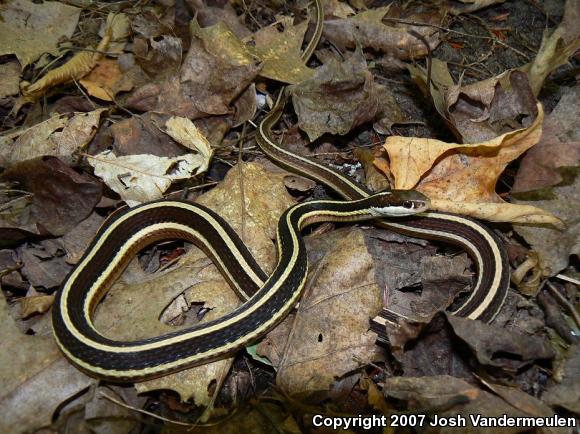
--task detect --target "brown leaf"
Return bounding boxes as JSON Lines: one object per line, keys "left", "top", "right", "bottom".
{"left": 512, "top": 173, "right": 580, "bottom": 275}
{"left": 266, "top": 228, "right": 383, "bottom": 396}
{"left": 411, "top": 62, "right": 538, "bottom": 143}
{"left": 384, "top": 375, "right": 555, "bottom": 433}
{"left": 0, "top": 293, "right": 93, "bottom": 434}
{"left": 61, "top": 212, "right": 104, "bottom": 265}
{"left": 79, "top": 58, "right": 134, "bottom": 101}
{"left": 18, "top": 242, "right": 71, "bottom": 289}
{"left": 290, "top": 48, "right": 379, "bottom": 141}
{"left": 513, "top": 85, "right": 580, "bottom": 193}
{"left": 521, "top": 0, "right": 580, "bottom": 96}
{"left": 323, "top": 6, "right": 441, "bottom": 59}
{"left": 446, "top": 314, "right": 554, "bottom": 371}
{"left": 0, "top": 61, "right": 21, "bottom": 99}
{"left": 250, "top": 16, "right": 314, "bottom": 84}
{"left": 0, "top": 0, "right": 81, "bottom": 67}
{"left": 0, "top": 109, "right": 105, "bottom": 167}
{"left": 2, "top": 157, "right": 102, "bottom": 236}
{"left": 20, "top": 294, "right": 54, "bottom": 318}
{"left": 126, "top": 21, "right": 260, "bottom": 118}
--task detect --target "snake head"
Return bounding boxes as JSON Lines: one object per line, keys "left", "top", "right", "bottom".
{"left": 368, "top": 189, "right": 430, "bottom": 217}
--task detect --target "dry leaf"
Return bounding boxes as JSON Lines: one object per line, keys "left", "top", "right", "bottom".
{"left": 88, "top": 151, "right": 209, "bottom": 206}
{"left": 19, "top": 294, "right": 54, "bottom": 318}
{"left": 0, "top": 61, "right": 21, "bottom": 99}
{"left": 0, "top": 293, "right": 93, "bottom": 433}
{"left": 410, "top": 62, "right": 538, "bottom": 143}
{"left": 0, "top": 0, "right": 80, "bottom": 67}
{"left": 0, "top": 109, "right": 105, "bottom": 167}
{"left": 521, "top": 0, "right": 580, "bottom": 96}
{"left": 127, "top": 21, "right": 260, "bottom": 118}
{"left": 79, "top": 58, "right": 134, "bottom": 101}
{"left": 22, "top": 13, "right": 130, "bottom": 101}
{"left": 323, "top": 6, "right": 441, "bottom": 59}
{"left": 512, "top": 172, "right": 580, "bottom": 275}
{"left": 513, "top": 84, "right": 580, "bottom": 193}
{"left": 266, "top": 228, "right": 383, "bottom": 395}
{"left": 446, "top": 315, "right": 554, "bottom": 371}
{"left": 249, "top": 16, "right": 314, "bottom": 84}
{"left": 383, "top": 104, "right": 561, "bottom": 226}
{"left": 543, "top": 344, "right": 580, "bottom": 414}
{"left": 290, "top": 47, "right": 379, "bottom": 141}
{"left": 164, "top": 116, "right": 214, "bottom": 173}
{"left": 2, "top": 157, "right": 102, "bottom": 236}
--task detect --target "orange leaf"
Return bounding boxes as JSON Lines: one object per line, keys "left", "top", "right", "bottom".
{"left": 383, "top": 104, "right": 562, "bottom": 227}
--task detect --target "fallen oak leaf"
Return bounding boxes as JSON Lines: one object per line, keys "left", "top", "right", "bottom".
{"left": 382, "top": 103, "right": 562, "bottom": 226}
{"left": 78, "top": 58, "right": 134, "bottom": 101}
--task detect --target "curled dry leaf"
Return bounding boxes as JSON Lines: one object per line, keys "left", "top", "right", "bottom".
{"left": 22, "top": 13, "right": 130, "bottom": 101}
{"left": 163, "top": 116, "right": 214, "bottom": 173}
{"left": 88, "top": 150, "right": 210, "bottom": 206}
{"left": 19, "top": 294, "right": 54, "bottom": 319}
{"left": 520, "top": 0, "right": 580, "bottom": 96}
{"left": 382, "top": 104, "right": 562, "bottom": 226}
{"left": 0, "top": 109, "right": 105, "bottom": 167}
{"left": 249, "top": 16, "right": 313, "bottom": 84}
{"left": 290, "top": 48, "right": 379, "bottom": 141}
{"left": 409, "top": 62, "right": 538, "bottom": 144}
{"left": 0, "top": 0, "right": 81, "bottom": 67}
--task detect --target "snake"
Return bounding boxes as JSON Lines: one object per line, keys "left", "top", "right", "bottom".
{"left": 51, "top": 0, "right": 509, "bottom": 381}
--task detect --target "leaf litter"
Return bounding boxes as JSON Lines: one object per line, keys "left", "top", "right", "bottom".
{"left": 0, "top": 0, "right": 579, "bottom": 432}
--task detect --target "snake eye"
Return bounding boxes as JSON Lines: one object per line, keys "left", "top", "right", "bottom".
{"left": 402, "top": 200, "right": 414, "bottom": 209}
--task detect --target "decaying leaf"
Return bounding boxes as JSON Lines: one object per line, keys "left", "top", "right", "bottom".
{"left": 543, "top": 344, "right": 580, "bottom": 414}
{"left": 2, "top": 157, "right": 102, "bottom": 236}
{"left": 323, "top": 6, "right": 441, "bottom": 59}
{"left": 88, "top": 151, "right": 209, "bottom": 206}
{"left": 384, "top": 375, "right": 568, "bottom": 433}
{"left": 126, "top": 21, "right": 260, "bottom": 118}
{"left": 290, "top": 48, "right": 379, "bottom": 141}
{"left": 521, "top": 0, "right": 580, "bottom": 96}
{"left": 383, "top": 104, "right": 561, "bottom": 226}
{"left": 0, "top": 0, "right": 81, "bottom": 67}
{"left": 22, "top": 13, "right": 130, "bottom": 101}
{"left": 260, "top": 228, "right": 383, "bottom": 396}
{"left": 0, "top": 61, "right": 21, "bottom": 99}
{"left": 0, "top": 109, "right": 105, "bottom": 167}
{"left": 513, "top": 85, "right": 580, "bottom": 193}
{"left": 410, "top": 62, "right": 538, "bottom": 143}
{"left": 79, "top": 58, "right": 134, "bottom": 101}
{"left": 249, "top": 16, "right": 314, "bottom": 84}
{"left": 512, "top": 172, "right": 580, "bottom": 275}
{"left": 0, "top": 293, "right": 93, "bottom": 434}
{"left": 446, "top": 315, "right": 554, "bottom": 371}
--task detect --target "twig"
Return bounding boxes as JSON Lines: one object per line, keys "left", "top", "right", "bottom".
{"left": 99, "top": 391, "right": 194, "bottom": 427}
{"left": 555, "top": 274, "right": 580, "bottom": 286}
{"left": 545, "top": 281, "right": 580, "bottom": 329}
